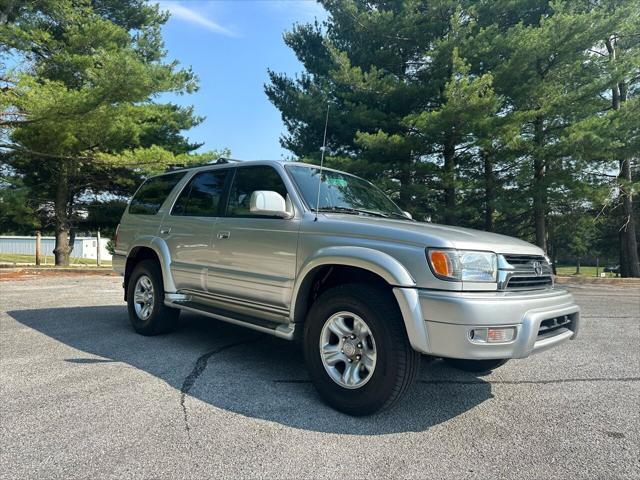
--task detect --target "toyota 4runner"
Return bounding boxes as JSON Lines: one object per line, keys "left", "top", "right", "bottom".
{"left": 113, "top": 159, "right": 580, "bottom": 415}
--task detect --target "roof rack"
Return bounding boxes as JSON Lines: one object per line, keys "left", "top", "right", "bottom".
{"left": 165, "top": 164, "right": 191, "bottom": 172}
{"left": 164, "top": 157, "right": 243, "bottom": 173}
{"left": 211, "top": 157, "right": 243, "bottom": 165}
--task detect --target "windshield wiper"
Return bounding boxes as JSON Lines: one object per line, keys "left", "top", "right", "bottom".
{"left": 315, "top": 206, "right": 390, "bottom": 218}
{"left": 388, "top": 211, "right": 413, "bottom": 220}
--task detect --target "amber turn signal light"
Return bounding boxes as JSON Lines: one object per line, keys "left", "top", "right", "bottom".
{"left": 428, "top": 250, "right": 454, "bottom": 278}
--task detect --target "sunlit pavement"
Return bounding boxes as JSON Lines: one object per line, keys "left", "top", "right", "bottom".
{"left": 1, "top": 275, "right": 638, "bottom": 479}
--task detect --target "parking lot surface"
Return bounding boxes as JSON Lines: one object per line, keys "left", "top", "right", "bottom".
{"left": 1, "top": 274, "right": 638, "bottom": 479}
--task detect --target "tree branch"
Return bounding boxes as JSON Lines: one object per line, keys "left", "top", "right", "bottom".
{"left": 0, "top": 143, "right": 94, "bottom": 161}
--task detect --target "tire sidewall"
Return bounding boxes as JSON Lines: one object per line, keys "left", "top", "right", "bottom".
{"left": 127, "top": 260, "right": 164, "bottom": 333}
{"left": 304, "top": 286, "right": 404, "bottom": 414}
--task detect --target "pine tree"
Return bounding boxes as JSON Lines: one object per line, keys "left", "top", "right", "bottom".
{"left": 0, "top": 0, "right": 211, "bottom": 265}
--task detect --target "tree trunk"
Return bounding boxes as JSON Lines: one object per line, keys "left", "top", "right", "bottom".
{"left": 53, "top": 164, "right": 71, "bottom": 267}
{"left": 533, "top": 117, "right": 547, "bottom": 251}
{"left": 443, "top": 133, "right": 456, "bottom": 225}
{"left": 483, "top": 150, "right": 495, "bottom": 232}
{"left": 606, "top": 36, "right": 639, "bottom": 277}
{"left": 619, "top": 156, "right": 640, "bottom": 277}
{"left": 575, "top": 257, "right": 580, "bottom": 275}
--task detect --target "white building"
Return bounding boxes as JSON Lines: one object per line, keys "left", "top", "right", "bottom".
{"left": 0, "top": 236, "right": 112, "bottom": 261}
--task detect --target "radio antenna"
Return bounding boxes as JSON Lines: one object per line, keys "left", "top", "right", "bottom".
{"left": 315, "top": 103, "right": 330, "bottom": 222}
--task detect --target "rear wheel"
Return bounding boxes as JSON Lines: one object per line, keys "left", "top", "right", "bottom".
{"left": 127, "top": 259, "right": 179, "bottom": 335}
{"left": 303, "top": 284, "right": 420, "bottom": 416}
{"left": 442, "top": 358, "right": 508, "bottom": 374}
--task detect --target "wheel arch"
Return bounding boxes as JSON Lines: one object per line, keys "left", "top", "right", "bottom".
{"left": 124, "top": 237, "right": 175, "bottom": 300}
{"left": 290, "top": 246, "right": 416, "bottom": 325}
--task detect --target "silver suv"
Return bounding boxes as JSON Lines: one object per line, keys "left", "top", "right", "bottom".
{"left": 113, "top": 160, "right": 580, "bottom": 415}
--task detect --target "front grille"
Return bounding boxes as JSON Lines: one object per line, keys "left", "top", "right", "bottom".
{"left": 537, "top": 314, "right": 573, "bottom": 338}
{"left": 501, "top": 254, "right": 553, "bottom": 291}
{"left": 503, "top": 254, "right": 545, "bottom": 266}
{"left": 506, "top": 276, "right": 553, "bottom": 289}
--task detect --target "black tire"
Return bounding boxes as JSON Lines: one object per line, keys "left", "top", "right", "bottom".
{"left": 303, "top": 284, "right": 420, "bottom": 416}
{"left": 443, "top": 357, "right": 508, "bottom": 374}
{"left": 126, "top": 259, "right": 179, "bottom": 336}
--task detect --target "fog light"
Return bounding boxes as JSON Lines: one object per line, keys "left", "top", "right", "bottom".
{"left": 470, "top": 327, "right": 516, "bottom": 343}
{"left": 487, "top": 327, "right": 516, "bottom": 343}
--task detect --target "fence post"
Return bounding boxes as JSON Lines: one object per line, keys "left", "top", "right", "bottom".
{"left": 35, "top": 231, "right": 42, "bottom": 266}
{"left": 96, "top": 229, "right": 101, "bottom": 267}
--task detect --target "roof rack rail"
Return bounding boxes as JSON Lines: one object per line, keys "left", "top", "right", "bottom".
{"left": 164, "top": 157, "right": 244, "bottom": 173}
{"left": 166, "top": 164, "right": 191, "bottom": 172}
{"left": 211, "top": 157, "right": 243, "bottom": 165}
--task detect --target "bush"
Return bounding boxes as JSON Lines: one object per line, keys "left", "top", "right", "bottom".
{"left": 105, "top": 239, "right": 115, "bottom": 256}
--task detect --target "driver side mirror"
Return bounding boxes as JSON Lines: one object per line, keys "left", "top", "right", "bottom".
{"left": 250, "top": 191, "right": 293, "bottom": 218}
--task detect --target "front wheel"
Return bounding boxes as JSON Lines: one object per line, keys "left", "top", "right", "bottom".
{"left": 442, "top": 357, "right": 508, "bottom": 374}
{"left": 127, "top": 259, "right": 179, "bottom": 336}
{"left": 303, "top": 284, "right": 420, "bottom": 416}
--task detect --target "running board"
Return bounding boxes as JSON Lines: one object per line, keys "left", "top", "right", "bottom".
{"left": 165, "top": 299, "right": 296, "bottom": 341}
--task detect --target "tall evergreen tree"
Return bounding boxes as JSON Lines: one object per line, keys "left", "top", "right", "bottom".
{"left": 0, "top": 0, "right": 212, "bottom": 265}
{"left": 567, "top": 0, "right": 640, "bottom": 276}
{"left": 268, "top": 0, "right": 638, "bottom": 276}
{"left": 470, "top": 1, "right": 617, "bottom": 250}
{"left": 267, "top": 0, "right": 473, "bottom": 221}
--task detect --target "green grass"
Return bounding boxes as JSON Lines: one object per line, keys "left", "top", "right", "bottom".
{"left": 0, "top": 253, "right": 112, "bottom": 266}
{"left": 0, "top": 253, "right": 613, "bottom": 275}
{"left": 555, "top": 265, "right": 617, "bottom": 277}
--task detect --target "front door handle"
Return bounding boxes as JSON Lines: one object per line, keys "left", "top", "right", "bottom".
{"left": 160, "top": 227, "right": 171, "bottom": 235}
{"left": 217, "top": 231, "right": 230, "bottom": 240}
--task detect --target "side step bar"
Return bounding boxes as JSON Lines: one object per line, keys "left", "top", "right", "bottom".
{"left": 165, "top": 298, "right": 296, "bottom": 341}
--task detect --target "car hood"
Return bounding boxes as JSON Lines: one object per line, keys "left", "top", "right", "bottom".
{"left": 317, "top": 214, "right": 545, "bottom": 255}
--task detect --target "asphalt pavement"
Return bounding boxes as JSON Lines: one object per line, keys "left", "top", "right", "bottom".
{"left": 1, "top": 274, "right": 638, "bottom": 479}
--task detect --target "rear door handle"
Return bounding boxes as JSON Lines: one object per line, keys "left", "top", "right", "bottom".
{"left": 217, "top": 231, "right": 230, "bottom": 240}
{"left": 160, "top": 227, "right": 171, "bottom": 235}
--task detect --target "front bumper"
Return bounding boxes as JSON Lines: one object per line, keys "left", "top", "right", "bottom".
{"left": 393, "top": 287, "right": 580, "bottom": 360}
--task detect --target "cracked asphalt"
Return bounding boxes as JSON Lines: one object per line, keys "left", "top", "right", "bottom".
{"left": 1, "top": 274, "right": 638, "bottom": 479}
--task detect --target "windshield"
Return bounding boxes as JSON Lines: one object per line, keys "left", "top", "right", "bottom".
{"left": 286, "top": 165, "right": 406, "bottom": 218}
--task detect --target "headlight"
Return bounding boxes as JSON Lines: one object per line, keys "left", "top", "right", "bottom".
{"left": 427, "top": 249, "right": 497, "bottom": 282}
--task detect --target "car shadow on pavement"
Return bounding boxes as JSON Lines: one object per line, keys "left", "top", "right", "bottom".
{"left": 8, "top": 305, "right": 493, "bottom": 435}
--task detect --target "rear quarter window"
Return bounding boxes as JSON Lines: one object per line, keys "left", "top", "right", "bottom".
{"left": 128, "top": 172, "right": 186, "bottom": 215}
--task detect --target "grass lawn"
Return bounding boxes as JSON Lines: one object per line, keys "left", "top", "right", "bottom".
{"left": 555, "top": 265, "right": 617, "bottom": 277}
{"left": 0, "top": 253, "right": 614, "bottom": 276}
{"left": 0, "top": 253, "right": 112, "bottom": 266}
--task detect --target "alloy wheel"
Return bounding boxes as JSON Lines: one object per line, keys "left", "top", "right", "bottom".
{"left": 319, "top": 311, "right": 377, "bottom": 389}
{"left": 133, "top": 274, "right": 155, "bottom": 321}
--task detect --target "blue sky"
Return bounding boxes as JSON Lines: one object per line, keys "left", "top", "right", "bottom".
{"left": 157, "top": 1, "right": 327, "bottom": 160}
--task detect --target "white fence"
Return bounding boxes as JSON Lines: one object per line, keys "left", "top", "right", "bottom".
{"left": 0, "top": 236, "right": 112, "bottom": 261}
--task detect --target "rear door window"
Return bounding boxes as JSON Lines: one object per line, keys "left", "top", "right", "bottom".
{"left": 171, "top": 170, "right": 229, "bottom": 217}
{"left": 129, "top": 172, "right": 186, "bottom": 215}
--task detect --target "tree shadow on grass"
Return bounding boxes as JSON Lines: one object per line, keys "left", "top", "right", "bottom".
{"left": 8, "top": 305, "right": 492, "bottom": 435}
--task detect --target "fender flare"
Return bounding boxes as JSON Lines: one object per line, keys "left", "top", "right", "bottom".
{"left": 127, "top": 236, "right": 177, "bottom": 293}
{"left": 290, "top": 246, "right": 429, "bottom": 352}
{"left": 290, "top": 246, "right": 416, "bottom": 323}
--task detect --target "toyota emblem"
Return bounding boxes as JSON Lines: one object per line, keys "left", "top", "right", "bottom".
{"left": 532, "top": 260, "right": 543, "bottom": 276}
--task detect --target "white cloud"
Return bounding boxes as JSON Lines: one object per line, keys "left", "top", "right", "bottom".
{"left": 159, "top": 2, "right": 238, "bottom": 37}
